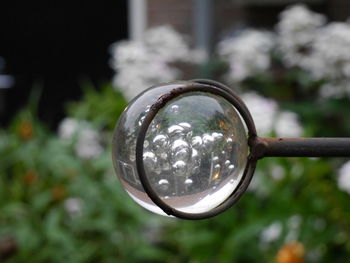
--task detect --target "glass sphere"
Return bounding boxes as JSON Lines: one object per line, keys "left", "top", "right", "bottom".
{"left": 112, "top": 82, "right": 248, "bottom": 216}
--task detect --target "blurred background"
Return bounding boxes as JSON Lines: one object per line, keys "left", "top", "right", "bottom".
{"left": 1, "top": 0, "right": 350, "bottom": 262}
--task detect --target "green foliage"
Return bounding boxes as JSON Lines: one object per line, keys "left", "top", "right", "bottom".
{"left": 66, "top": 82, "right": 127, "bottom": 130}
{"left": 0, "top": 106, "right": 172, "bottom": 263}
{"left": 1, "top": 75, "right": 350, "bottom": 262}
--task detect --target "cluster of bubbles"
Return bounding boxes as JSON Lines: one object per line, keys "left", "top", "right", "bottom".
{"left": 139, "top": 103, "right": 239, "bottom": 200}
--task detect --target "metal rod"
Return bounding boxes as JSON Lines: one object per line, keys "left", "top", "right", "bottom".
{"left": 259, "top": 138, "right": 350, "bottom": 158}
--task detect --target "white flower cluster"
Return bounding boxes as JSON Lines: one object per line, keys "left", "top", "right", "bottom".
{"left": 64, "top": 197, "right": 83, "bottom": 218}
{"left": 241, "top": 92, "right": 303, "bottom": 137}
{"left": 337, "top": 161, "right": 350, "bottom": 194}
{"left": 319, "top": 81, "right": 350, "bottom": 99}
{"left": 144, "top": 26, "right": 193, "bottom": 63}
{"left": 311, "top": 23, "right": 350, "bottom": 97}
{"left": 260, "top": 221, "right": 282, "bottom": 244}
{"left": 217, "top": 30, "right": 274, "bottom": 82}
{"left": 241, "top": 92, "right": 277, "bottom": 136}
{"left": 308, "top": 23, "right": 350, "bottom": 80}
{"left": 277, "top": 5, "right": 350, "bottom": 98}
{"left": 276, "top": 4, "right": 326, "bottom": 68}
{"left": 218, "top": 5, "right": 350, "bottom": 98}
{"left": 260, "top": 215, "right": 302, "bottom": 248}
{"left": 58, "top": 118, "right": 103, "bottom": 159}
{"left": 286, "top": 214, "right": 302, "bottom": 242}
{"left": 111, "top": 25, "right": 198, "bottom": 101}
{"left": 274, "top": 111, "right": 304, "bottom": 138}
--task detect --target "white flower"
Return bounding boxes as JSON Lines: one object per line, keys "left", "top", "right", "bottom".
{"left": 286, "top": 214, "right": 302, "bottom": 241}
{"left": 270, "top": 164, "right": 285, "bottom": 181}
{"left": 112, "top": 60, "right": 179, "bottom": 101}
{"left": 337, "top": 161, "right": 350, "bottom": 194}
{"left": 241, "top": 92, "right": 278, "bottom": 136}
{"left": 260, "top": 221, "right": 282, "bottom": 244}
{"left": 144, "top": 25, "right": 191, "bottom": 63}
{"left": 191, "top": 48, "right": 208, "bottom": 64}
{"left": 307, "top": 22, "right": 350, "bottom": 81}
{"left": 274, "top": 111, "right": 303, "bottom": 137}
{"left": 111, "top": 26, "right": 198, "bottom": 101}
{"left": 319, "top": 81, "right": 350, "bottom": 98}
{"left": 277, "top": 5, "right": 350, "bottom": 90}
{"left": 288, "top": 214, "right": 302, "bottom": 229}
{"left": 110, "top": 41, "right": 150, "bottom": 71}
{"left": 58, "top": 118, "right": 80, "bottom": 140}
{"left": 64, "top": 197, "right": 83, "bottom": 218}
{"left": 75, "top": 129, "right": 103, "bottom": 159}
{"left": 277, "top": 4, "right": 326, "bottom": 68}
{"left": 218, "top": 30, "right": 274, "bottom": 82}
{"left": 58, "top": 118, "right": 103, "bottom": 159}
{"left": 277, "top": 4, "right": 326, "bottom": 44}
{"left": 242, "top": 93, "right": 303, "bottom": 137}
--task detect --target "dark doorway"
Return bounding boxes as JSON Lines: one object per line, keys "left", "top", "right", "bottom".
{"left": 0, "top": 0, "right": 128, "bottom": 127}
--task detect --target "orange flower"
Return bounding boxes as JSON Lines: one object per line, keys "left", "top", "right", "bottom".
{"left": 51, "top": 185, "right": 66, "bottom": 202}
{"left": 18, "top": 120, "right": 33, "bottom": 140}
{"left": 23, "top": 170, "right": 38, "bottom": 185}
{"left": 276, "top": 242, "right": 304, "bottom": 263}
{"left": 219, "top": 121, "right": 229, "bottom": 131}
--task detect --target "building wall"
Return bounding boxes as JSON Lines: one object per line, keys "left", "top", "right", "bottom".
{"left": 148, "top": 0, "right": 194, "bottom": 36}
{"left": 214, "top": 0, "right": 247, "bottom": 40}
{"left": 146, "top": 0, "right": 350, "bottom": 46}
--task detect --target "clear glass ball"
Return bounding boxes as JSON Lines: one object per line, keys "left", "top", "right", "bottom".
{"left": 112, "top": 82, "right": 248, "bottom": 216}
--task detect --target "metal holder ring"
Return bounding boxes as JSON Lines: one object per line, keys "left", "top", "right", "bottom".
{"left": 135, "top": 80, "right": 258, "bottom": 220}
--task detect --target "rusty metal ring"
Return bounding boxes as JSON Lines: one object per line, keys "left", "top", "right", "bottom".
{"left": 135, "top": 79, "right": 258, "bottom": 220}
